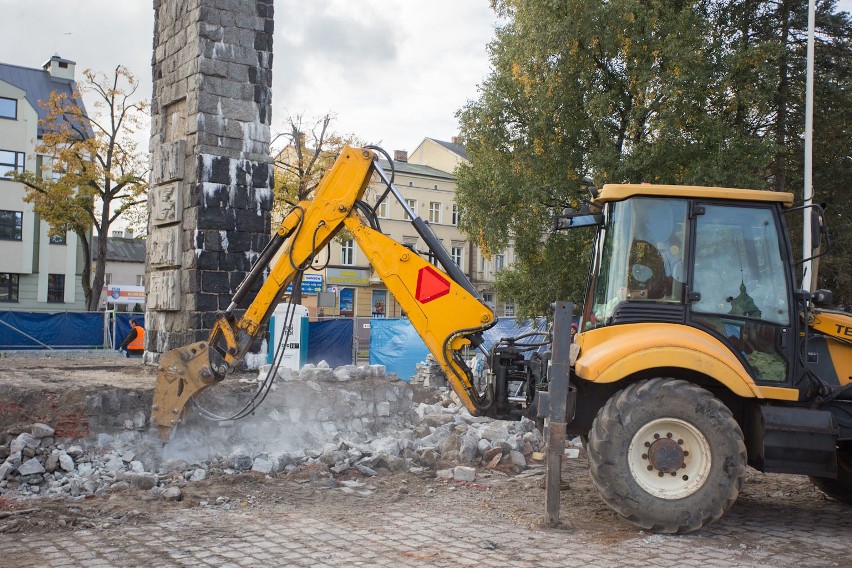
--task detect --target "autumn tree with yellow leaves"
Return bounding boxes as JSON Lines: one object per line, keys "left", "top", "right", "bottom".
{"left": 14, "top": 66, "right": 148, "bottom": 311}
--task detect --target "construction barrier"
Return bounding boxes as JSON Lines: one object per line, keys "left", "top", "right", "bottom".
{"left": 369, "top": 317, "right": 548, "bottom": 381}
{"left": 0, "top": 311, "right": 107, "bottom": 349}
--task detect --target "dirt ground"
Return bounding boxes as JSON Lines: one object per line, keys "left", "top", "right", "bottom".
{"left": 0, "top": 356, "right": 843, "bottom": 548}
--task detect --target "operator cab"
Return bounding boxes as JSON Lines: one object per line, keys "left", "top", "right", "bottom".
{"left": 580, "top": 185, "right": 799, "bottom": 387}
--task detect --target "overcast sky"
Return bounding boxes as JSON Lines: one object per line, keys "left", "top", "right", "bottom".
{"left": 0, "top": 1, "right": 849, "bottom": 156}
{"left": 0, "top": 0, "right": 497, "bottom": 155}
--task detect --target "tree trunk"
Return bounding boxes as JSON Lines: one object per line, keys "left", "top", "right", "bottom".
{"left": 78, "top": 232, "right": 96, "bottom": 311}
{"left": 88, "top": 230, "right": 110, "bottom": 312}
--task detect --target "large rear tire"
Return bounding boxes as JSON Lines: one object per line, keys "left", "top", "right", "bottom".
{"left": 809, "top": 449, "right": 852, "bottom": 503}
{"left": 587, "top": 378, "right": 747, "bottom": 533}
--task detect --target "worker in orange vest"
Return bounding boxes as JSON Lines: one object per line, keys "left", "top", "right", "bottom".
{"left": 120, "top": 319, "right": 145, "bottom": 357}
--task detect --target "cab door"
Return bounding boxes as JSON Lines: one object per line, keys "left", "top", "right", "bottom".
{"left": 687, "top": 203, "right": 795, "bottom": 385}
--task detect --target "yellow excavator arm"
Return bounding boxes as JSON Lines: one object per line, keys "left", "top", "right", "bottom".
{"left": 151, "top": 146, "right": 494, "bottom": 438}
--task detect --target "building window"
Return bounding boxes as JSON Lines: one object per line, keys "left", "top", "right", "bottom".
{"left": 0, "top": 210, "right": 23, "bottom": 240}
{"left": 0, "top": 97, "right": 16, "bottom": 119}
{"left": 341, "top": 238, "right": 354, "bottom": 266}
{"left": 405, "top": 198, "right": 417, "bottom": 217}
{"left": 136, "top": 274, "right": 145, "bottom": 286}
{"left": 451, "top": 246, "right": 464, "bottom": 267}
{"left": 375, "top": 195, "right": 388, "bottom": 218}
{"left": 482, "top": 292, "right": 494, "bottom": 307}
{"left": 49, "top": 232, "right": 67, "bottom": 245}
{"left": 104, "top": 273, "right": 112, "bottom": 285}
{"left": 504, "top": 301, "right": 515, "bottom": 317}
{"left": 111, "top": 230, "right": 123, "bottom": 237}
{"left": 0, "top": 150, "right": 24, "bottom": 179}
{"left": 47, "top": 274, "right": 65, "bottom": 303}
{"left": 495, "top": 254, "right": 505, "bottom": 270}
{"left": 429, "top": 201, "right": 442, "bottom": 224}
{"left": 0, "top": 273, "right": 19, "bottom": 302}
{"left": 451, "top": 204, "right": 460, "bottom": 226}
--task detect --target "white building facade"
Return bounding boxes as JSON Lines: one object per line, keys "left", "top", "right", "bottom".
{"left": 0, "top": 55, "right": 87, "bottom": 311}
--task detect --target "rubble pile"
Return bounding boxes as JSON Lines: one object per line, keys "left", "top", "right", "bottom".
{"left": 0, "top": 363, "right": 548, "bottom": 502}
{"left": 410, "top": 354, "right": 448, "bottom": 388}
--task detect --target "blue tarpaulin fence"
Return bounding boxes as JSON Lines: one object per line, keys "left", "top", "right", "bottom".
{"left": 112, "top": 312, "right": 144, "bottom": 350}
{"left": 369, "top": 317, "right": 548, "bottom": 380}
{"left": 307, "top": 318, "right": 353, "bottom": 367}
{"left": 0, "top": 311, "right": 105, "bottom": 349}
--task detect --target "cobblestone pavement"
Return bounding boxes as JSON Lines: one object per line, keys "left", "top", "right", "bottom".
{"left": 0, "top": 476, "right": 847, "bottom": 568}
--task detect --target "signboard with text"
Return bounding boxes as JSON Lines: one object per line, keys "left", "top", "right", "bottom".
{"left": 104, "top": 285, "right": 145, "bottom": 305}
{"left": 326, "top": 268, "right": 370, "bottom": 286}
{"left": 285, "top": 274, "right": 323, "bottom": 295}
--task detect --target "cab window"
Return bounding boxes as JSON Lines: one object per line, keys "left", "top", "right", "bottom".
{"left": 584, "top": 198, "right": 688, "bottom": 327}
{"left": 690, "top": 205, "right": 791, "bottom": 383}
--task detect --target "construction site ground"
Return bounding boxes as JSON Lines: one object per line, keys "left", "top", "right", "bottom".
{"left": 0, "top": 356, "right": 848, "bottom": 567}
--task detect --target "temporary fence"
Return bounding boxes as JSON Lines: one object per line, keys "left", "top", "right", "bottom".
{"left": 369, "top": 317, "right": 549, "bottom": 381}
{"left": 1, "top": 311, "right": 550, "bottom": 379}
{"left": 0, "top": 310, "right": 146, "bottom": 351}
{"left": 0, "top": 311, "right": 109, "bottom": 350}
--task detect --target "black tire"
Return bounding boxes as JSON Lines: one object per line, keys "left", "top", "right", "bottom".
{"left": 587, "top": 378, "right": 747, "bottom": 533}
{"left": 809, "top": 449, "right": 852, "bottom": 504}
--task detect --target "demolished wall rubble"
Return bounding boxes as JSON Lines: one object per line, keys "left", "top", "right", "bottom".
{"left": 0, "top": 363, "right": 560, "bottom": 503}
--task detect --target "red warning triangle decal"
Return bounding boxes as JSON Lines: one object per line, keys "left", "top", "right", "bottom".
{"left": 415, "top": 266, "right": 451, "bottom": 304}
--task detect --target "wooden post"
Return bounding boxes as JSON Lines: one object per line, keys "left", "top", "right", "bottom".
{"left": 544, "top": 301, "right": 573, "bottom": 526}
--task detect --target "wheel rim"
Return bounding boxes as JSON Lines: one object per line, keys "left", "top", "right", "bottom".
{"left": 628, "top": 417, "right": 712, "bottom": 500}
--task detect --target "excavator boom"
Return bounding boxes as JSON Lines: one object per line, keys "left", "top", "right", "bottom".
{"left": 151, "top": 146, "right": 494, "bottom": 438}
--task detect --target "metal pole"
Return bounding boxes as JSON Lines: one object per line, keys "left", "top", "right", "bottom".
{"left": 802, "top": 0, "right": 816, "bottom": 291}
{"left": 545, "top": 301, "right": 573, "bottom": 526}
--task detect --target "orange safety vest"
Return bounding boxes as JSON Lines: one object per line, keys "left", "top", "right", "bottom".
{"left": 128, "top": 325, "right": 145, "bottom": 351}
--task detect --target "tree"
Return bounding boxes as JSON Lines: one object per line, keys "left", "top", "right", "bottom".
{"left": 457, "top": 0, "right": 851, "bottom": 314}
{"left": 271, "top": 113, "right": 364, "bottom": 303}
{"left": 14, "top": 66, "right": 148, "bottom": 311}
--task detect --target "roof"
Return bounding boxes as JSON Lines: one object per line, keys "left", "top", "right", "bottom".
{"left": 430, "top": 138, "right": 469, "bottom": 161}
{"left": 376, "top": 159, "right": 455, "bottom": 181}
{"left": 92, "top": 236, "right": 146, "bottom": 263}
{"left": 596, "top": 184, "right": 795, "bottom": 208}
{"left": 0, "top": 58, "right": 84, "bottom": 138}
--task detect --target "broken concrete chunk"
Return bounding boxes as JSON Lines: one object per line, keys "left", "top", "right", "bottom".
{"left": 162, "top": 486, "right": 182, "bottom": 501}
{"left": 355, "top": 463, "right": 377, "bottom": 477}
{"left": 509, "top": 450, "right": 527, "bottom": 468}
{"left": 0, "top": 461, "right": 15, "bottom": 481}
{"left": 129, "top": 473, "right": 159, "bottom": 491}
{"left": 251, "top": 458, "right": 273, "bottom": 474}
{"left": 453, "top": 466, "right": 476, "bottom": 482}
{"left": 65, "top": 445, "right": 84, "bottom": 458}
{"left": 18, "top": 457, "right": 46, "bottom": 476}
{"left": 189, "top": 468, "right": 207, "bottom": 482}
{"left": 59, "top": 453, "right": 75, "bottom": 473}
{"left": 11, "top": 432, "right": 37, "bottom": 453}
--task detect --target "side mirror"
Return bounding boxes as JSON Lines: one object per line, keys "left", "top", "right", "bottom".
{"left": 581, "top": 175, "right": 599, "bottom": 199}
{"left": 811, "top": 289, "right": 832, "bottom": 307}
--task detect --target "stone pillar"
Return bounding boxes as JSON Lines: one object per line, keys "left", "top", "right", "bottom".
{"left": 146, "top": 0, "right": 274, "bottom": 362}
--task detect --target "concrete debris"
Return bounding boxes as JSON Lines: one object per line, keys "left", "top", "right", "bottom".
{"left": 31, "top": 423, "right": 55, "bottom": 439}
{"left": 453, "top": 466, "right": 476, "bottom": 482}
{"left": 0, "top": 363, "right": 549, "bottom": 503}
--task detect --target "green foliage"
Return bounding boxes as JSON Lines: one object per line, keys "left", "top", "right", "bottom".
{"left": 459, "top": 0, "right": 851, "bottom": 312}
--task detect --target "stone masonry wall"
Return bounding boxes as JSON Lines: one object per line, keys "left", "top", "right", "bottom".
{"left": 146, "top": 0, "right": 274, "bottom": 360}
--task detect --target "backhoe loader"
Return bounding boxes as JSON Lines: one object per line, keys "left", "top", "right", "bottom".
{"left": 152, "top": 145, "right": 851, "bottom": 533}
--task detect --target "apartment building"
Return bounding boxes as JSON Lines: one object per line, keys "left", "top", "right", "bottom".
{"left": 295, "top": 138, "right": 515, "bottom": 319}
{"left": 0, "top": 55, "right": 87, "bottom": 311}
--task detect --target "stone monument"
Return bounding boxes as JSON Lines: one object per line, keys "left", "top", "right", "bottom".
{"left": 146, "top": 0, "right": 274, "bottom": 362}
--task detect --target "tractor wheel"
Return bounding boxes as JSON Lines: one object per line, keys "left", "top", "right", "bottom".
{"left": 587, "top": 378, "right": 747, "bottom": 533}
{"left": 809, "top": 449, "right": 852, "bottom": 504}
